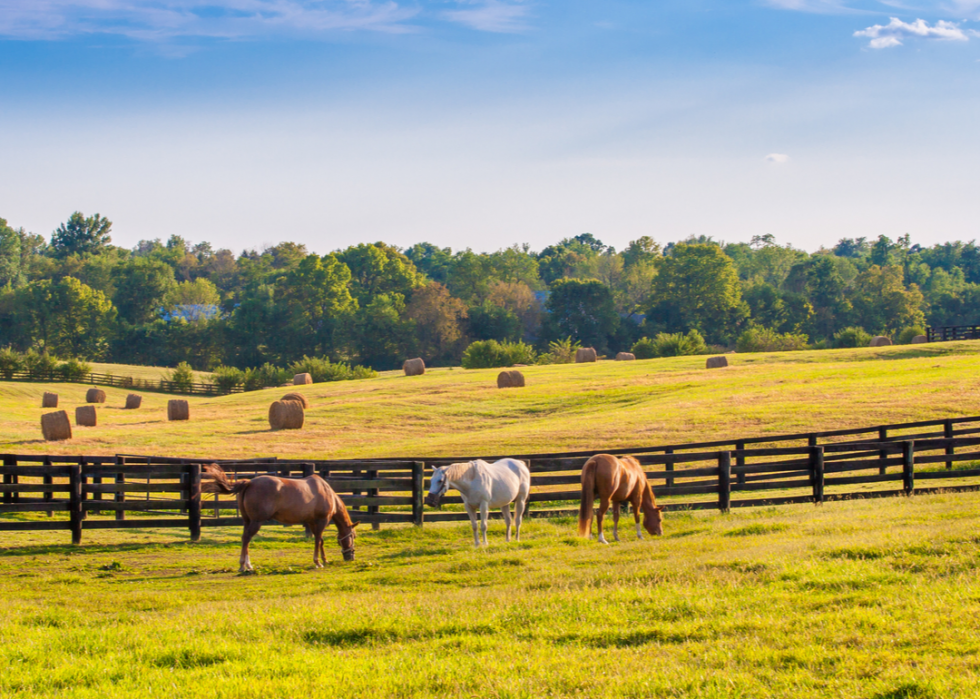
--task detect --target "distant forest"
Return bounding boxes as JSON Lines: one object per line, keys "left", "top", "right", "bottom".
{"left": 1, "top": 212, "right": 978, "bottom": 371}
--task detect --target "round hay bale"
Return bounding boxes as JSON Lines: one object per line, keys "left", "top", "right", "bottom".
{"left": 705, "top": 356, "right": 729, "bottom": 369}
{"left": 575, "top": 347, "right": 597, "bottom": 363}
{"left": 870, "top": 336, "right": 892, "bottom": 347}
{"left": 86, "top": 388, "right": 106, "bottom": 404}
{"left": 41, "top": 410, "right": 72, "bottom": 441}
{"left": 911, "top": 335, "right": 928, "bottom": 344}
{"left": 497, "top": 370, "right": 526, "bottom": 389}
{"left": 125, "top": 393, "right": 142, "bottom": 409}
{"left": 403, "top": 357, "right": 426, "bottom": 376}
{"left": 41, "top": 392, "right": 58, "bottom": 408}
{"left": 615, "top": 352, "right": 636, "bottom": 361}
{"left": 75, "top": 405, "right": 97, "bottom": 427}
{"left": 293, "top": 373, "right": 313, "bottom": 385}
{"left": 281, "top": 392, "right": 310, "bottom": 409}
{"left": 269, "top": 400, "right": 305, "bottom": 430}
{"left": 168, "top": 399, "right": 190, "bottom": 421}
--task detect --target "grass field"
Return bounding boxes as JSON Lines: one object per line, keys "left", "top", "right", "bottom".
{"left": 3, "top": 341, "right": 980, "bottom": 459}
{"left": 2, "top": 493, "right": 979, "bottom": 698}
{"left": 3, "top": 343, "right": 980, "bottom": 697}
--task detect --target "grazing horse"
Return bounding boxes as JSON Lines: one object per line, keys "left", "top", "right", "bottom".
{"left": 578, "top": 454, "right": 664, "bottom": 543}
{"left": 425, "top": 458, "right": 530, "bottom": 546}
{"left": 201, "top": 464, "right": 358, "bottom": 572}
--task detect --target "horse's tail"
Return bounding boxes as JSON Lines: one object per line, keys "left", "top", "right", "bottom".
{"left": 201, "top": 463, "right": 251, "bottom": 495}
{"left": 578, "top": 457, "right": 597, "bottom": 537}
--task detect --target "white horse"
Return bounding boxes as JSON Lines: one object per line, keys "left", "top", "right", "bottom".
{"left": 425, "top": 458, "right": 531, "bottom": 546}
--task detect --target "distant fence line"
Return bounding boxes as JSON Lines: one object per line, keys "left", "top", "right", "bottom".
{"left": 0, "top": 370, "right": 237, "bottom": 396}
{"left": 926, "top": 325, "right": 980, "bottom": 342}
{"left": 3, "top": 415, "right": 980, "bottom": 543}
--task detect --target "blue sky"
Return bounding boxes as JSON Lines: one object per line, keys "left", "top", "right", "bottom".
{"left": 1, "top": 1, "right": 979, "bottom": 254}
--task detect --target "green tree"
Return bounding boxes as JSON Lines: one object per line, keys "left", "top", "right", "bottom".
{"left": 50, "top": 212, "right": 112, "bottom": 258}
{"left": 646, "top": 243, "right": 745, "bottom": 343}
{"left": 850, "top": 265, "right": 926, "bottom": 334}
{"left": 15, "top": 277, "right": 116, "bottom": 358}
{"left": 114, "top": 258, "right": 177, "bottom": 325}
{"left": 405, "top": 282, "right": 468, "bottom": 362}
{"left": 337, "top": 243, "right": 423, "bottom": 304}
{"left": 544, "top": 278, "right": 619, "bottom": 352}
{"left": 347, "top": 293, "right": 415, "bottom": 370}
{"left": 0, "top": 217, "right": 24, "bottom": 288}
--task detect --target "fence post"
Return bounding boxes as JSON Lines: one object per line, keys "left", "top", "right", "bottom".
{"left": 43, "top": 456, "right": 53, "bottom": 518}
{"left": 665, "top": 448, "right": 674, "bottom": 488}
{"left": 78, "top": 457, "right": 88, "bottom": 520}
{"left": 2, "top": 455, "right": 12, "bottom": 505}
{"left": 717, "top": 451, "right": 731, "bottom": 513}
{"left": 878, "top": 427, "right": 888, "bottom": 475}
{"left": 368, "top": 468, "right": 380, "bottom": 531}
{"left": 810, "top": 445, "right": 824, "bottom": 504}
{"left": 115, "top": 456, "right": 126, "bottom": 521}
{"left": 735, "top": 441, "right": 746, "bottom": 486}
{"left": 902, "top": 441, "right": 915, "bottom": 496}
{"left": 411, "top": 461, "right": 424, "bottom": 527}
{"left": 188, "top": 463, "right": 202, "bottom": 542}
{"left": 69, "top": 464, "right": 83, "bottom": 545}
{"left": 944, "top": 420, "right": 954, "bottom": 470}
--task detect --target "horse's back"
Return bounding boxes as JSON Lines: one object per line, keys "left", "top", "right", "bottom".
{"left": 477, "top": 458, "right": 529, "bottom": 507}
{"left": 242, "top": 474, "right": 333, "bottom": 524}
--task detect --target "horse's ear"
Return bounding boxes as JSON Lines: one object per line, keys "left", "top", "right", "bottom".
{"left": 655, "top": 506, "right": 665, "bottom": 512}
{"left": 351, "top": 521, "right": 361, "bottom": 528}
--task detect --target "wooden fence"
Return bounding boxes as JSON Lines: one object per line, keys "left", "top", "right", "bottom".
{"left": 0, "top": 370, "right": 237, "bottom": 396}
{"left": 3, "top": 415, "right": 980, "bottom": 542}
{"left": 926, "top": 325, "right": 980, "bottom": 342}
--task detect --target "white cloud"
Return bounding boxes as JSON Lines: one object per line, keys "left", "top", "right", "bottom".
{"left": 442, "top": 0, "right": 529, "bottom": 33}
{"left": 766, "top": 153, "right": 790, "bottom": 163}
{"left": 854, "top": 17, "right": 970, "bottom": 47}
{"left": 0, "top": 0, "right": 419, "bottom": 41}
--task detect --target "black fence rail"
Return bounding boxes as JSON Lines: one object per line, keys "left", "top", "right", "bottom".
{"left": 0, "top": 370, "right": 237, "bottom": 396}
{"left": 3, "top": 415, "right": 980, "bottom": 542}
{"left": 927, "top": 325, "right": 980, "bottom": 342}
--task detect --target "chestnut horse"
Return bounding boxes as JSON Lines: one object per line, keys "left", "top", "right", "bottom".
{"left": 202, "top": 464, "right": 359, "bottom": 572}
{"left": 578, "top": 454, "right": 664, "bottom": 543}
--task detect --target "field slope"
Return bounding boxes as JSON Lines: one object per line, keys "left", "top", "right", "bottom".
{"left": 3, "top": 341, "right": 980, "bottom": 459}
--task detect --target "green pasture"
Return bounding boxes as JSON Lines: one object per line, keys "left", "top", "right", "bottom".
{"left": 2, "top": 492, "right": 979, "bottom": 698}
{"left": 3, "top": 341, "right": 980, "bottom": 460}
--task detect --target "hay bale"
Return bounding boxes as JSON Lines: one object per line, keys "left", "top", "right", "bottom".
{"left": 75, "top": 405, "right": 97, "bottom": 427}
{"left": 403, "top": 357, "right": 426, "bottom": 376}
{"left": 281, "top": 392, "right": 310, "bottom": 409}
{"left": 269, "top": 400, "right": 305, "bottom": 430}
{"left": 870, "top": 336, "right": 892, "bottom": 347}
{"left": 911, "top": 335, "right": 928, "bottom": 344}
{"left": 615, "top": 352, "right": 635, "bottom": 361}
{"left": 125, "top": 394, "right": 142, "bottom": 409}
{"left": 41, "top": 392, "right": 58, "bottom": 408}
{"left": 168, "top": 399, "right": 190, "bottom": 421}
{"left": 705, "top": 356, "right": 728, "bottom": 369}
{"left": 86, "top": 388, "right": 106, "bottom": 404}
{"left": 41, "top": 410, "right": 72, "bottom": 441}
{"left": 575, "top": 347, "right": 597, "bottom": 363}
{"left": 293, "top": 373, "right": 313, "bottom": 385}
{"left": 497, "top": 370, "right": 526, "bottom": 389}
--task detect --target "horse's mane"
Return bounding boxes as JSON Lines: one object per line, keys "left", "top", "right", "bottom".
{"left": 443, "top": 461, "right": 476, "bottom": 482}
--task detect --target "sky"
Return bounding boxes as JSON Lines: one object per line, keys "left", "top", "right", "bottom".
{"left": 1, "top": 1, "right": 979, "bottom": 256}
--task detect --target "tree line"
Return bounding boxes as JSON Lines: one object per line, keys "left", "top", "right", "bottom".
{"left": 1, "top": 213, "right": 976, "bottom": 371}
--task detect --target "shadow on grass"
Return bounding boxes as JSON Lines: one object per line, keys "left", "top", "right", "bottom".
{"left": 0, "top": 537, "right": 236, "bottom": 557}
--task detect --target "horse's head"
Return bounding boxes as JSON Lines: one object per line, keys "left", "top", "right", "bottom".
{"left": 424, "top": 466, "right": 450, "bottom": 508}
{"left": 339, "top": 522, "right": 359, "bottom": 561}
{"left": 643, "top": 505, "right": 665, "bottom": 536}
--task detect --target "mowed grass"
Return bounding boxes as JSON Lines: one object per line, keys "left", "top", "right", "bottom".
{"left": 2, "top": 493, "right": 980, "bottom": 697}
{"left": 3, "top": 341, "right": 980, "bottom": 459}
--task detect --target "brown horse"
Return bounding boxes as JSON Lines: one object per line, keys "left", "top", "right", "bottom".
{"left": 578, "top": 454, "right": 664, "bottom": 543}
{"left": 202, "top": 464, "right": 359, "bottom": 572}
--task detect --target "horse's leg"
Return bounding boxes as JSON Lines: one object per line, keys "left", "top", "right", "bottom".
{"left": 479, "top": 501, "right": 489, "bottom": 546}
{"left": 240, "top": 520, "right": 262, "bottom": 573}
{"left": 612, "top": 500, "right": 621, "bottom": 542}
{"left": 596, "top": 497, "right": 611, "bottom": 544}
{"left": 632, "top": 492, "right": 644, "bottom": 540}
{"left": 465, "top": 504, "right": 480, "bottom": 546}
{"left": 311, "top": 520, "right": 326, "bottom": 568}
{"left": 514, "top": 494, "right": 525, "bottom": 541}
{"left": 501, "top": 503, "right": 512, "bottom": 542}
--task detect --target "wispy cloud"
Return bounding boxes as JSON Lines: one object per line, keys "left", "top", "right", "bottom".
{"left": 765, "top": 153, "right": 790, "bottom": 163}
{"left": 442, "top": 0, "right": 530, "bottom": 33}
{"left": 854, "top": 17, "right": 969, "bottom": 47}
{"left": 0, "top": 0, "right": 420, "bottom": 41}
